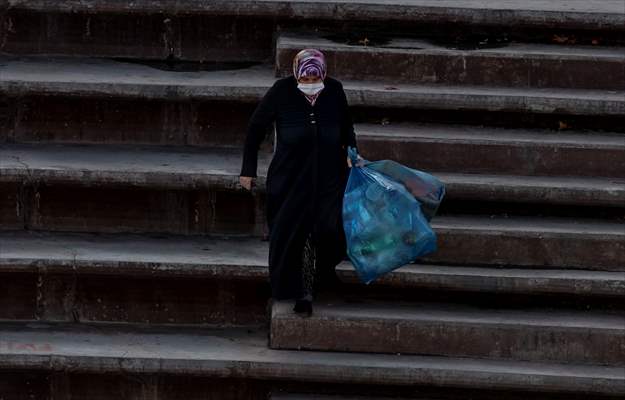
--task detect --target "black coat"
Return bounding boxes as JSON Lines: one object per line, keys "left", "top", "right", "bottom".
{"left": 240, "top": 75, "right": 358, "bottom": 300}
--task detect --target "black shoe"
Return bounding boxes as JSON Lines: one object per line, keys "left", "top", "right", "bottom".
{"left": 293, "top": 299, "right": 313, "bottom": 317}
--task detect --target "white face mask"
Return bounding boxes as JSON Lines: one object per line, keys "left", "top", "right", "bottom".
{"left": 297, "top": 82, "right": 324, "bottom": 96}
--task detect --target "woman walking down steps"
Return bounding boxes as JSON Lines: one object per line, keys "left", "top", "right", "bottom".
{"left": 240, "top": 49, "right": 363, "bottom": 317}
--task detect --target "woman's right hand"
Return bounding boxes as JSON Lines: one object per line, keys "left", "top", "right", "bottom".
{"left": 239, "top": 176, "right": 255, "bottom": 191}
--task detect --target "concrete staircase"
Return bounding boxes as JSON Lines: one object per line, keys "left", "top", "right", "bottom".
{"left": 1, "top": 1, "right": 624, "bottom": 399}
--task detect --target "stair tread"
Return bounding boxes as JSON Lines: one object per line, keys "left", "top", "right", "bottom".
{"left": 431, "top": 215, "right": 624, "bottom": 235}
{"left": 0, "top": 321, "right": 622, "bottom": 394}
{"left": 8, "top": 0, "right": 625, "bottom": 27}
{"left": 2, "top": 143, "right": 623, "bottom": 198}
{"left": 280, "top": 33, "right": 625, "bottom": 60}
{"left": 2, "top": 57, "right": 624, "bottom": 114}
{"left": 271, "top": 300, "right": 625, "bottom": 330}
{"left": 356, "top": 123, "right": 625, "bottom": 148}
{"left": 2, "top": 230, "right": 623, "bottom": 293}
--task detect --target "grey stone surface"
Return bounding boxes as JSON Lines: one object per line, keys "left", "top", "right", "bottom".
{"left": 426, "top": 215, "right": 625, "bottom": 270}
{"left": 270, "top": 300, "right": 625, "bottom": 364}
{"left": 7, "top": 0, "right": 625, "bottom": 29}
{"left": 0, "top": 231, "right": 268, "bottom": 278}
{"left": 277, "top": 33, "right": 625, "bottom": 90}
{"left": 0, "top": 321, "right": 623, "bottom": 396}
{"left": 280, "top": 34, "right": 625, "bottom": 59}
{"left": 2, "top": 143, "right": 623, "bottom": 207}
{"left": 355, "top": 123, "right": 625, "bottom": 178}
{"left": 336, "top": 262, "right": 625, "bottom": 297}
{"left": 357, "top": 123, "right": 625, "bottom": 146}
{"left": 0, "top": 143, "right": 271, "bottom": 189}
{"left": 1, "top": 57, "right": 624, "bottom": 115}
{"left": 2, "top": 230, "right": 623, "bottom": 296}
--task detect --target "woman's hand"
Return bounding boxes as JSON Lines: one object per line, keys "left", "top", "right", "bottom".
{"left": 347, "top": 155, "right": 364, "bottom": 168}
{"left": 239, "top": 176, "right": 255, "bottom": 191}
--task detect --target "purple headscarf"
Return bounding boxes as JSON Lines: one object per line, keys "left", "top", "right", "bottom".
{"left": 292, "top": 49, "right": 327, "bottom": 105}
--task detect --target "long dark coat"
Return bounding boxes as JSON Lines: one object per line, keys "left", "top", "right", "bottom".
{"left": 240, "top": 75, "right": 358, "bottom": 300}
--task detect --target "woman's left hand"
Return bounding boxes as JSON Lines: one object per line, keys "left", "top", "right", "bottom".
{"left": 347, "top": 155, "right": 364, "bottom": 168}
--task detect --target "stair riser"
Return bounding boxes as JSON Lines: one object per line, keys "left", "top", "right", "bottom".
{"left": 277, "top": 46, "right": 625, "bottom": 90}
{"left": 3, "top": 183, "right": 268, "bottom": 236}
{"left": 4, "top": 373, "right": 619, "bottom": 400}
{"left": 4, "top": 179, "right": 623, "bottom": 232}
{"left": 0, "top": 373, "right": 271, "bottom": 400}
{"left": 358, "top": 137, "right": 625, "bottom": 178}
{"left": 270, "top": 317, "right": 625, "bottom": 365}
{"left": 1, "top": 12, "right": 275, "bottom": 63}
{"left": 2, "top": 184, "right": 622, "bottom": 271}
{"left": 4, "top": 95, "right": 623, "bottom": 180}
{"left": 427, "top": 229, "right": 624, "bottom": 272}
{"left": 0, "top": 272, "right": 269, "bottom": 326}
{"left": 2, "top": 92, "right": 624, "bottom": 149}
{"left": 2, "top": 259, "right": 624, "bottom": 320}
{"left": 3, "top": 256, "right": 624, "bottom": 316}
{"left": 1, "top": 96, "right": 273, "bottom": 150}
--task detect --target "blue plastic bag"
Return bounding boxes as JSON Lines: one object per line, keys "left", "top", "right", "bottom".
{"left": 343, "top": 147, "right": 445, "bottom": 284}
{"left": 366, "top": 159, "right": 445, "bottom": 221}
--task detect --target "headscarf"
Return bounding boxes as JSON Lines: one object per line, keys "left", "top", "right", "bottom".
{"left": 292, "top": 49, "right": 327, "bottom": 105}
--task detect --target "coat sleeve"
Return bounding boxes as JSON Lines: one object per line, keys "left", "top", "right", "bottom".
{"left": 338, "top": 81, "right": 358, "bottom": 151}
{"left": 240, "top": 81, "right": 279, "bottom": 178}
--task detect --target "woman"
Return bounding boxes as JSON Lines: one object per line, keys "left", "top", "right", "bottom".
{"left": 239, "top": 49, "right": 362, "bottom": 317}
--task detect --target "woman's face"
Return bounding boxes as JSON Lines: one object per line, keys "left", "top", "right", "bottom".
{"left": 298, "top": 75, "right": 322, "bottom": 84}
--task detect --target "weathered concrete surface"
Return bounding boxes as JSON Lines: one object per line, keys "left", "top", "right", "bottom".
{"left": 270, "top": 300, "right": 625, "bottom": 365}
{"left": 0, "top": 231, "right": 268, "bottom": 277}
{"left": 0, "top": 231, "right": 271, "bottom": 325}
{"left": 277, "top": 34, "right": 625, "bottom": 90}
{"left": 336, "top": 262, "right": 625, "bottom": 298}
{"left": 0, "top": 372, "right": 49, "bottom": 400}
{"left": 0, "top": 143, "right": 271, "bottom": 189}
{"left": 2, "top": 11, "right": 275, "bottom": 62}
{"left": 356, "top": 123, "right": 625, "bottom": 178}
{"left": 0, "top": 144, "right": 270, "bottom": 235}
{"left": 2, "top": 231, "right": 623, "bottom": 299}
{"left": 2, "top": 143, "right": 624, "bottom": 209}
{"left": 427, "top": 216, "right": 625, "bottom": 271}
{"left": 2, "top": 57, "right": 624, "bottom": 115}
{"left": 2, "top": 96, "right": 269, "bottom": 149}
{"left": 0, "top": 322, "right": 623, "bottom": 396}
{"left": 6, "top": 1, "right": 625, "bottom": 30}
{"left": 437, "top": 173, "right": 625, "bottom": 207}
{"left": 0, "top": 372, "right": 269, "bottom": 400}
{"left": 0, "top": 183, "right": 23, "bottom": 229}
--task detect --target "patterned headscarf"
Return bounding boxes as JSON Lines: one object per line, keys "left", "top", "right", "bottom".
{"left": 292, "top": 49, "right": 327, "bottom": 105}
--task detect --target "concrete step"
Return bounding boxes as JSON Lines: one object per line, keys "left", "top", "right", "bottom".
{"left": 1, "top": 57, "right": 623, "bottom": 122}
{"left": 7, "top": 0, "right": 625, "bottom": 31}
{"left": 0, "top": 231, "right": 270, "bottom": 325}
{"left": 1, "top": 321, "right": 623, "bottom": 398}
{"left": 277, "top": 33, "right": 625, "bottom": 90}
{"left": 0, "top": 143, "right": 271, "bottom": 235}
{"left": 3, "top": 142, "right": 624, "bottom": 219}
{"left": 4, "top": 2, "right": 624, "bottom": 69}
{"left": 270, "top": 300, "right": 625, "bottom": 365}
{"left": 1, "top": 145, "right": 623, "bottom": 267}
{"left": 355, "top": 123, "right": 625, "bottom": 178}
{"left": 2, "top": 230, "right": 623, "bottom": 324}
{"left": 427, "top": 215, "right": 624, "bottom": 271}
